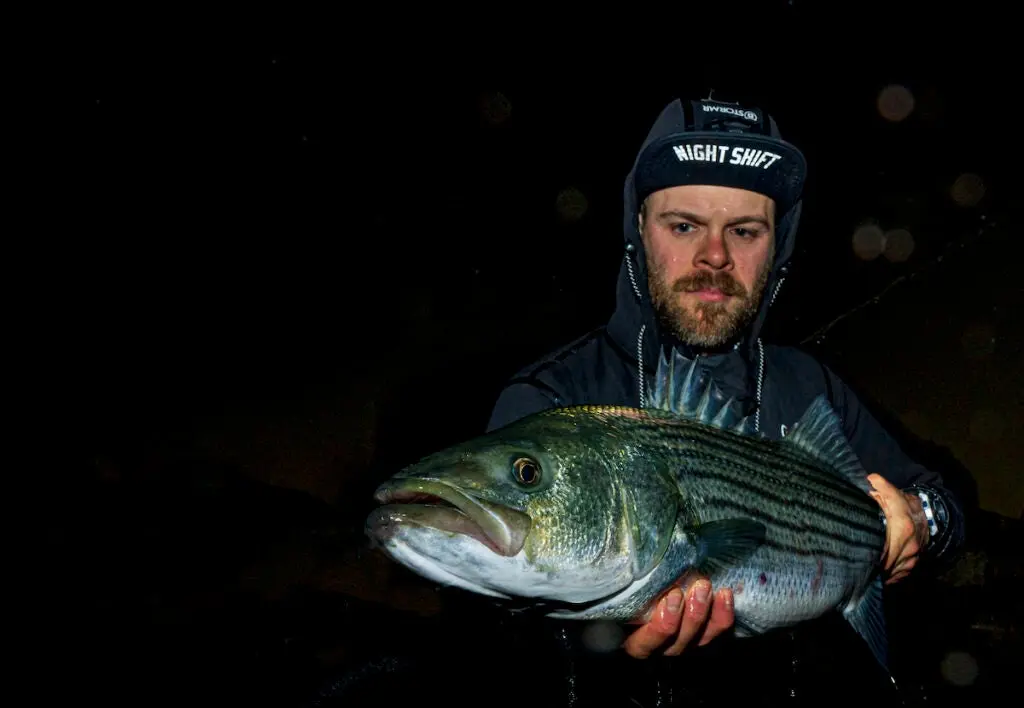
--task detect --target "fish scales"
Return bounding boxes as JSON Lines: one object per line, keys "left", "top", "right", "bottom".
{"left": 544, "top": 407, "right": 885, "bottom": 632}
{"left": 665, "top": 424, "right": 884, "bottom": 632}
{"left": 590, "top": 408, "right": 884, "bottom": 549}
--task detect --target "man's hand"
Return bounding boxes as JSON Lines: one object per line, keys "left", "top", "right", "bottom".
{"left": 622, "top": 576, "right": 734, "bottom": 659}
{"left": 867, "top": 473, "right": 931, "bottom": 584}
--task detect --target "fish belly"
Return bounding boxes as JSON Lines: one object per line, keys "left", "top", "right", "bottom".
{"left": 716, "top": 548, "right": 857, "bottom": 635}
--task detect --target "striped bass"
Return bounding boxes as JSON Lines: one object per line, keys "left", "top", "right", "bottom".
{"left": 366, "top": 347, "right": 890, "bottom": 670}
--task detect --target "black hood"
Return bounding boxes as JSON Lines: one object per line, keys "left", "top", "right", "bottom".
{"left": 606, "top": 97, "right": 805, "bottom": 411}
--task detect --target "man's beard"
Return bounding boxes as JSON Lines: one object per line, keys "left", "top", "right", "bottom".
{"left": 646, "top": 257, "right": 772, "bottom": 349}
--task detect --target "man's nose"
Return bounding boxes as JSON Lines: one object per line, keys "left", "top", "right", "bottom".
{"left": 694, "top": 229, "right": 732, "bottom": 270}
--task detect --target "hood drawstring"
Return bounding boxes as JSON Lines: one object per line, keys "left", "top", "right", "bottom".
{"left": 636, "top": 324, "right": 648, "bottom": 408}
{"left": 624, "top": 244, "right": 649, "bottom": 409}
{"left": 753, "top": 337, "right": 765, "bottom": 435}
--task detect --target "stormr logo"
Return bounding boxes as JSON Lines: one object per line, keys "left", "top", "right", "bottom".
{"left": 702, "top": 103, "right": 759, "bottom": 122}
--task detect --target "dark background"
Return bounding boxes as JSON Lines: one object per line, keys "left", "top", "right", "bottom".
{"left": 36, "top": 4, "right": 1020, "bottom": 706}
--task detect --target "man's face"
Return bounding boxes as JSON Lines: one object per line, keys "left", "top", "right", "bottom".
{"left": 640, "top": 184, "right": 776, "bottom": 349}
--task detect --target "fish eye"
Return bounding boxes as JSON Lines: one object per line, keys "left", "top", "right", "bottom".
{"left": 512, "top": 457, "right": 541, "bottom": 486}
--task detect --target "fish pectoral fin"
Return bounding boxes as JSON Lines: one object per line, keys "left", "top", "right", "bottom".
{"left": 842, "top": 576, "right": 888, "bottom": 673}
{"left": 692, "top": 518, "right": 766, "bottom": 575}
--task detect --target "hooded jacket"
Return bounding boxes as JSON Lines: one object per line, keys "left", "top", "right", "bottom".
{"left": 484, "top": 98, "right": 965, "bottom": 704}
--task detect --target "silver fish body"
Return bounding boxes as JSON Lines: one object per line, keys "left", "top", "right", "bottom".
{"left": 367, "top": 348, "right": 890, "bottom": 670}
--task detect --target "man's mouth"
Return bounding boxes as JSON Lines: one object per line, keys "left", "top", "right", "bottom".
{"left": 691, "top": 287, "right": 729, "bottom": 302}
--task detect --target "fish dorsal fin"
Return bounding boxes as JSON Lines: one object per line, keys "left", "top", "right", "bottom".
{"left": 648, "top": 347, "right": 755, "bottom": 436}
{"left": 785, "top": 395, "right": 873, "bottom": 496}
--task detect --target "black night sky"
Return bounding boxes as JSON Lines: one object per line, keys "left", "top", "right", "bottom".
{"left": 42, "top": 7, "right": 1020, "bottom": 707}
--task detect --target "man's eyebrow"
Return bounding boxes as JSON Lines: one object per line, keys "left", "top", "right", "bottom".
{"left": 656, "top": 210, "right": 771, "bottom": 229}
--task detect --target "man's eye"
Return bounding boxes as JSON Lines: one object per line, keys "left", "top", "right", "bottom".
{"left": 672, "top": 223, "right": 695, "bottom": 234}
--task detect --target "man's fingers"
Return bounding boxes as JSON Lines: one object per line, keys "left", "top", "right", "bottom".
{"left": 622, "top": 588, "right": 684, "bottom": 659}
{"left": 663, "top": 580, "right": 711, "bottom": 656}
{"left": 698, "top": 588, "right": 735, "bottom": 646}
{"left": 886, "top": 568, "right": 911, "bottom": 585}
{"left": 886, "top": 554, "right": 918, "bottom": 583}
{"left": 623, "top": 580, "right": 734, "bottom": 659}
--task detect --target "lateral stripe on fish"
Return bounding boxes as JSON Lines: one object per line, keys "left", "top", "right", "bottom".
{"left": 629, "top": 418, "right": 878, "bottom": 514}
{"left": 699, "top": 496, "right": 883, "bottom": 554}
{"left": 682, "top": 466, "right": 883, "bottom": 538}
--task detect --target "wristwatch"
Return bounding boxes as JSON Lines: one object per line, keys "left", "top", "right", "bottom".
{"left": 906, "top": 484, "right": 949, "bottom": 553}
{"left": 877, "top": 485, "right": 946, "bottom": 552}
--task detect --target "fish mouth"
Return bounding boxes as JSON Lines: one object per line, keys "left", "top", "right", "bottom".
{"left": 367, "top": 478, "right": 531, "bottom": 557}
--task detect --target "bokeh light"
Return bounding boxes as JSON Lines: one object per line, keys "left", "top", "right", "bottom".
{"left": 556, "top": 187, "right": 589, "bottom": 222}
{"left": 581, "top": 620, "right": 624, "bottom": 653}
{"left": 479, "top": 90, "right": 512, "bottom": 125}
{"left": 852, "top": 223, "right": 885, "bottom": 260}
{"left": 877, "top": 84, "right": 915, "bottom": 122}
{"left": 951, "top": 172, "right": 985, "bottom": 206}
{"left": 940, "top": 650, "right": 980, "bottom": 686}
{"left": 883, "top": 228, "right": 915, "bottom": 262}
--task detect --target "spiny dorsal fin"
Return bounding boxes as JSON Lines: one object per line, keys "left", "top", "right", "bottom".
{"left": 785, "top": 395, "right": 873, "bottom": 496}
{"left": 648, "top": 347, "right": 755, "bottom": 436}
